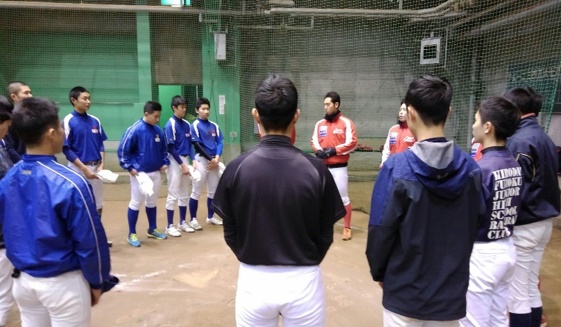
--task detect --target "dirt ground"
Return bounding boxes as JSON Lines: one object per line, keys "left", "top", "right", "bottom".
{"left": 5, "top": 181, "right": 561, "bottom": 327}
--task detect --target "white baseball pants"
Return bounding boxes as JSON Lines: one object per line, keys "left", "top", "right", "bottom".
{"left": 13, "top": 270, "right": 91, "bottom": 327}
{"left": 383, "top": 309, "right": 460, "bottom": 327}
{"left": 236, "top": 263, "right": 325, "bottom": 327}
{"left": 191, "top": 154, "right": 220, "bottom": 200}
{"left": 460, "top": 237, "right": 516, "bottom": 327}
{"left": 508, "top": 219, "right": 553, "bottom": 314}
{"left": 68, "top": 162, "right": 103, "bottom": 210}
{"left": 328, "top": 167, "right": 350, "bottom": 205}
{"left": 166, "top": 155, "right": 192, "bottom": 210}
{"left": 0, "top": 249, "right": 14, "bottom": 326}
{"left": 128, "top": 171, "right": 161, "bottom": 210}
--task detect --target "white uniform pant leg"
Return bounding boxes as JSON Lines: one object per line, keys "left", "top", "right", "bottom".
{"left": 328, "top": 167, "right": 350, "bottom": 205}
{"left": 145, "top": 171, "right": 161, "bottom": 208}
{"left": 166, "top": 156, "right": 191, "bottom": 210}
{"left": 460, "top": 238, "right": 516, "bottom": 327}
{"left": 0, "top": 249, "right": 14, "bottom": 326}
{"left": 13, "top": 270, "right": 91, "bottom": 327}
{"left": 68, "top": 162, "right": 103, "bottom": 210}
{"left": 508, "top": 219, "right": 553, "bottom": 314}
{"left": 191, "top": 155, "right": 208, "bottom": 200}
{"left": 205, "top": 168, "right": 220, "bottom": 199}
{"left": 383, "top": 309, "right": 460, "bottom": 327}
{"left": 236, "top": 264, "right": 325, "bottom": 327}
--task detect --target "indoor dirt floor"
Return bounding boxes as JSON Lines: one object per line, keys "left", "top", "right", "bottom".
{"left": 4, "top": 181, "right": 561, "bottom": 327}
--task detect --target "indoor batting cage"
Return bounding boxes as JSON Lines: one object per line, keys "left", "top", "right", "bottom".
{"left": 1, "top": 0, "right": 560, "bottom": 212}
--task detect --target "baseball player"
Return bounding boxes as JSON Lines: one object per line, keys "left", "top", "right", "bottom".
{"left": 366, "top": 75, "right": 485, "bottom": 325}
{"left": 311, "top": 91, "right": 357, "bottom": 240}
{"left": 188, "top": 97, "right": 224, "bottom": 230}
{"left": 3, "top": 81, "right": 33, "bottom": 162}
{"left": 380, "top": 101, "right": 416, "bottom": 167}
{"left": 0, "top": 97, "right": 110, "bottom": 326}
{"left": 213, "top": 74, "right": 346, "bottom": 326}
{"left": 164, "top": 95, "right": 196, "bottom": 236}
{"left": 0, "top": 97, "right": 14, "bottom": 327}
{"left": 505, "top": 87, "right": 560, "bottom": 327}
{"left": 118, "top": 101, "right": 170, "bottom": 247}
{"left": 460, "top": 96, "right": 522, "bottom": 327}
{"left": 63, "top": 86, "right": 112, "bottom": 246}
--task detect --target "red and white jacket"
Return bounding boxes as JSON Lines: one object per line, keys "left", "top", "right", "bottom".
{"left": 381, "top": 122, "right": 416, "bottom": 166}
{"left": 311, "top": 112, "right": 357, "bottom": 166}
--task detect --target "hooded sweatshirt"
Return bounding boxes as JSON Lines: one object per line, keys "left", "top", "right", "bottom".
{"left": 366, "top": 138, "right": 485, "bottom": 321}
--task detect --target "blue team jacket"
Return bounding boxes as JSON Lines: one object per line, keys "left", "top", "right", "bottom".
{"left": 118, "top": 119, "right": 170, "bottom": 173}
{"left": 191, "top": 118, "right": 224, "bottom": 159}
{"left": 506, "top": 116, "right": 560, "bottom": 225}
{"left": 0, "top": 155, "right": 110, "bottom": 288}
{"left": 62, "top": 110, "right": 108, "bottom": 163}
{"left": 366, "top": 139, "right": 485, "bottom": 321}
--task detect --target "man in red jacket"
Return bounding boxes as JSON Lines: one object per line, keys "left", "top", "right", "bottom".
{"left": 311, "top": 91, "right": 357, "bottom": 240}
{"left": 380, "top": 101, "right": 416, "bottom": 168}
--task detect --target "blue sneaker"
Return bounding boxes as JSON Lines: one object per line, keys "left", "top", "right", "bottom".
{"left": 127, "top": 233, "right": 141, "bottom": 247}
{"left": 147, "top": 229, "right": 167, "bottom": 240}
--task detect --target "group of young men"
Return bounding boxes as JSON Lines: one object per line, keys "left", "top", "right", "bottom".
{"left": 0, "top": 75, "right": 558, "bottom": 327}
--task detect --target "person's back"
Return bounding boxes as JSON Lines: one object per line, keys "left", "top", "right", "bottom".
{"left": 367, "top": 75, "right": 484, "bottom": 325}
{"left": 213, "top": 74, "right": 345, "bottom": 326}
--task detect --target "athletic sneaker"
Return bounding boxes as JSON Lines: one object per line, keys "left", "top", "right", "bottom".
{"left": 165, "top": 224, "right": 181, "bottom": 237}
{"left": 342, "top": 227, "right": 352, "bottom": 241}
{"left": 147, "top": 229, "right": 167, "bottom": 240}
{"left": 189, "top": 218, "right": 203, "bottom": 231}
{"left": 178, "top": 221, "right": 195, "bottom": 233}
{"left": 127, "top": 233, "right": 141, "bottom": 247}
{"left": 206, "top": 216, "right": 223, "bottom": 226}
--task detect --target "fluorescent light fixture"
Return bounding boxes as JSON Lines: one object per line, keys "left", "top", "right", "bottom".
{"left": 161, "top": 0, "right": 191, "bottom": 6}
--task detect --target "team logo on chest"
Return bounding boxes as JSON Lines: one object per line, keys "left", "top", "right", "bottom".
{"left": 185, "top": 132, "right": 190, "bottom": 138}
{"left": 333, "top": 128, "right": 344, "bottom": 135}
{"left": 319, "top": 126, "right": 328, "bottom": 137}
{"left": 92, "top": 125, "right": 99, "bottom": 134}
{"left": 389, "top": 132, "right": 398, "bottom": 145}
{"left": 403, "top": 136, "right": 415, "bottom": 143}
{"left": 155, "top": 134, "right": 161, "bottom": 142}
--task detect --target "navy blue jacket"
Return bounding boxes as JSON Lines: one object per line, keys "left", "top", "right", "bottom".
{"left": 506, "top": 116, "right": 560, "bottom": 225}
{"left": 366, "top": 138, "right": 485, "bottom": 321}
{"left": 475, "top": 147, "right": 522, "bottom": 242}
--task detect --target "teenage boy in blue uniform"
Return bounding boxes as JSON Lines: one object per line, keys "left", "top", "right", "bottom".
{"left": 461, "top": 96, "right": 522, "bottom": 327}
{"left": 366, "top": 75, "right": 485, "bottom": 326}
{"left": 164, "top": 95, "right": 196, "bottom": 236}
{"left": 118, "top": 101, "right": 170, "bottom": 247}
{"left": 0, "top": 97, "right": 110, "bottom": 326}
{"left": 505, "top": 87, "right": 560, "bottom": 327}
{"left": 63, "top": 86, "right": 112, "bottom": 246}
{"left": 188, "top": 97, "right": 224, "bottom": 230}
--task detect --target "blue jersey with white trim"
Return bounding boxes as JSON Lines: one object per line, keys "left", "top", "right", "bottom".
{"left": 164, "top": 116, "right": 194, "bottom": 163}
{"left": 63, "top": 111, "right": 107, "bottom": 163}
{"left": 118, "top": 119, "right": 170, "bottom": 173}
{"left": 191, "top": 118, "right": 224, "bottom": 158}
{"left": 0, "top": 155, "right": 110, "bottom": 288}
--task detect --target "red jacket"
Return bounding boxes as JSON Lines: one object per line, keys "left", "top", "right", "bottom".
{"left": 381, "top": 122, "right": 416, "bottom": 166}
{"left": 311, "top": 112, "right": 357, "bottom": 166}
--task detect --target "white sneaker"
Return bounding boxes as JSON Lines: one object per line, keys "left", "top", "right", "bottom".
{"left": 165, "top": 224, "right": 181, "bottom": 237}
{"left": 206, "top": 217, "right": 223, "bottom": 226}
{"left": 178, "top": 221, "right": 195, "bottom": 233}
{"left": 189, "top": 218, "right": 203, "bottom": 231}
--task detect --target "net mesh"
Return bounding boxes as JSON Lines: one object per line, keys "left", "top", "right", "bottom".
{"left": 1, "top": 0, "right": 560, "bottom": 213}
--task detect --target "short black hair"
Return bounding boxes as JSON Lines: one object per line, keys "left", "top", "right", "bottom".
{"left": 69, "top": 86, "right": 89, "bottom": 106}
{"left": 254, "top": 73, "right": 298, "bottom": 132}
{"left": 503, "top": 87, "right": 542, "bottom": 115}
{"left": 0, "top": 96, "right": 14, "bottom": 123}
{"left": 195, "top": 97, "right": 210, "bottom": 110}
{"left": 478, "top": 96, "right": 520, "bottom": 141}
{"left": 324, "top": 91, "right": 340, "bottom": 108}
{"left": 404, "top": 75, "right": 453, "bottom": 126}
{"left": 144, "top": 101, "right": 162, "bottom": 114}
{"left": 171, "top": 95, "right": 186, "bottom": 109}
{"left": 12, "top": 98, "right": 60, "bottom": 147}
{"left": 7, "top": 81, "right": 27, "bottom": 98}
